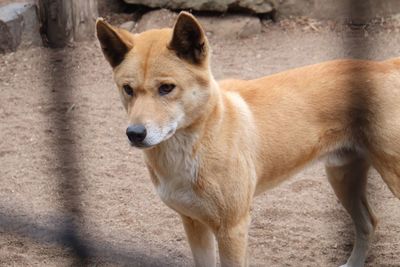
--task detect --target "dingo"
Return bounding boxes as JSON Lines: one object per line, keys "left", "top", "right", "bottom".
{"left": 96, "top": 12, "right": 400, "bottom": 267}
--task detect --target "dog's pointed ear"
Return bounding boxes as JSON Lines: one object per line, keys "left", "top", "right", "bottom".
{"left": 169, "top": 12, "right": 208, "bottom": 65}
{"left": 96, "top": 18, "right": 133, "bottom": 68}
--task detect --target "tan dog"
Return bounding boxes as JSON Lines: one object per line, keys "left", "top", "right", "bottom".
{"left": 96, "top": 12, "right": 400, "bottom": 267}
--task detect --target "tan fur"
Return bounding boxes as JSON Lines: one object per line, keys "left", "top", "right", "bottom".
{"left": 96, "top": 13, "right": 400, "bottom": 267}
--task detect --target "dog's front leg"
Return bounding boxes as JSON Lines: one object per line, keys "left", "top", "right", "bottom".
{"left": 216, "top": 214, "right": 250, "bottom": 267}
{"left": 180, "top": 215, "right": 216, "bottom": 267}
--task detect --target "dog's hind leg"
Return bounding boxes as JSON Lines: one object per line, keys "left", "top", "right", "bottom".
{"left": 371, "top": 156, "right": 400, "bottom": 199}
{"left": 180, "top": 215, "right": 216, "bottom": 267}
{"left": 325, "top": 152, "right": 377, "bottom": 267}
{"left": 378, "top": 171, "right": 400, "bottom": 199}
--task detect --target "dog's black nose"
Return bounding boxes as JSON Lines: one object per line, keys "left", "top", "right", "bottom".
{"left": 126, "top": 124, "right": 147, "bottom": 143}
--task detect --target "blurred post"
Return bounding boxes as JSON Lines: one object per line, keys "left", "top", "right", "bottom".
{"left": 39, "top": 0, "right": 98, "bottom": 47}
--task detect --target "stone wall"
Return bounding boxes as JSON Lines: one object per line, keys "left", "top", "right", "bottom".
{"left": 278, "top": 0, "right": 400, "bottom": 22}
{"left": 2, "top": 0, "right": 400, "bottom": 54}
{"left": 123, "top": 0, "right": 276, "bottom": 13}
{"left": 123, "top": 0, "right": 400, "bottom": 22}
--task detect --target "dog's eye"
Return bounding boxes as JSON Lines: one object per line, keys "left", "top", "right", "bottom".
{"left": 123, "top": 84, "right": 134, "bottom": 96}
{"left": 158, "top": 84, "right": 175, "bottom": 96}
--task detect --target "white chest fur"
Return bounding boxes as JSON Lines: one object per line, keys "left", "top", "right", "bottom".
{"left": 144, "top": 133, "right": 202, "bottom": 217}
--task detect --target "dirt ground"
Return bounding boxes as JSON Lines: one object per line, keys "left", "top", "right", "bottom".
{"left": 1, "top": 15, "right": 400, "bottom": 267}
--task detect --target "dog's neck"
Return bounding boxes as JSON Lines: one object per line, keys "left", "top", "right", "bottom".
{"left": 143, "top": 76, "right": 223, "bottom": 177}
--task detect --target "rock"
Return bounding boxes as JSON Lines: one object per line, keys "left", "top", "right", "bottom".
{"left": 98, "top": 0, "right": 126, "bottom": 15}
{"left": 134, "top": 9, "right": 261, "bottom": 39}
{"left": 135, "top": 9, "right": 178, "bottom": 33}
{"left": 125, "top": 0, "right": 400, "bottom": 23}
{"left": 199, "top": 15, "right": 261, "bottom": 39}
{"left": 0, "top": 4, "right": 23, "bottom": 53}
{"left": 18, "top": 3, "right": 41, "bottom": 47}
{"left": 237, "top": 16, "right": 262, "bottom": 38}
{"left": 0, "top": 14, "right": 21, "bottom": 53}
{"left": 120, "top": 20, "right": 135, "bottom": 31}
{"left": 123, "top": 0, "right": 276, "bottom": 14}
{"left": 0, "top": 2, "right": 41, "bottom": 53}
{"left": 278, "top": 0, "right": 400, "bottom": 22}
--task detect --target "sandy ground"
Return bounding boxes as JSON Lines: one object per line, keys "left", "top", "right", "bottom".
{"left": 0, "top": 16, "right": 400, "bottom": 267}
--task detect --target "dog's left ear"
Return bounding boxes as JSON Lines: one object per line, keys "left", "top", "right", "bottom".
{"left": 169, "top": 12, "right": 208, "bottom": 65}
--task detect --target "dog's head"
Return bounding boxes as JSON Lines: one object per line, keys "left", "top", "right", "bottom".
{"left": 96, "top": 12, "right": 213, "bottom": 148}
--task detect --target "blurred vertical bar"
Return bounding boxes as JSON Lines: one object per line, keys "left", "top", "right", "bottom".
{"left": 345, "top": 0, "right": 372, "bottom": 59}
{"left": 48, "top": 49, "right": 90, "bottom": 263}
{"left": 39, "top": 0, "right": 99, "bottom": 264}
{"left": 343, "top": 0, "right": 374, "bottom": 146}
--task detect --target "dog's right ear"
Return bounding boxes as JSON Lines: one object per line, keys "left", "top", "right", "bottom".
{"left": 96, "top": 18, "right": 133, "bottom": 68}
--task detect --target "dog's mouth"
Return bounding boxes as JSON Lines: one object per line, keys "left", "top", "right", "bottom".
{"left": 164, "top": 128, "right": 176, "bottom": 140}
{"left": 129, "top": 141, "right": 152, "bottom": 149}
{"left": 128, "top": 126, "right": 177, "bottom": 149}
